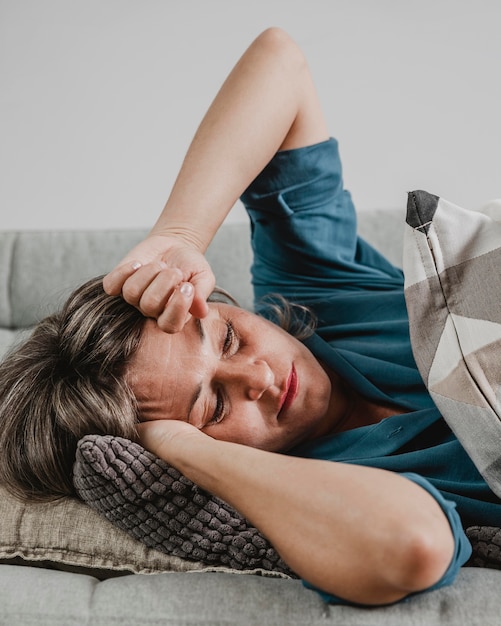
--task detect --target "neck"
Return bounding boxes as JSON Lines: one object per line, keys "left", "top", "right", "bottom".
{"left": 318, "top": 362, "right": 405, "bottom": 436}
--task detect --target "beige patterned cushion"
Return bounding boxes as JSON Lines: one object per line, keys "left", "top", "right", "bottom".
{"left": 403, "top": 190, "right": 501, "bottom": 499}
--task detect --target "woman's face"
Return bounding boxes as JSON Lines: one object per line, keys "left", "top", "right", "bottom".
{"left": 127, "top": 302, "right": 347, "bottom": 452}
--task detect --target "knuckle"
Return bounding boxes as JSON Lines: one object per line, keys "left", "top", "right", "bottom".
{"left": 162, "top": 267, "right": 184, "bottom": 283}
{"left": 121, "top": 284, "right": 142, "bottom": 305}
{"left": 139, "top": 293, "right": 166, "bottom": 317}
{"left": 103, "top": 271, "right": 124, "bottom": 296}
{"left": 157, "top": 308, "right": 185, "bottom": 334}
{"left": 158, "top": 319, "right": 182, "bottom": 333}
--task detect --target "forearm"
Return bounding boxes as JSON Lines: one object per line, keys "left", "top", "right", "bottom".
{"left": 103, "top": 29, "right": 328, "bottom": 324}
{"left": 140, "top": 423, "right": 455, "bottom": 605}
{"left": 151, "top": 27, "right": 328, "bottom": 252}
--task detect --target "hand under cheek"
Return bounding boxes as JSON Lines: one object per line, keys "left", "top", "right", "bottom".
{"left": 137, "top": 419, "right": 203, "bottom": 459}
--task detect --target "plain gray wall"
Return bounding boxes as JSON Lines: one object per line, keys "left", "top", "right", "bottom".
{"left": 2, "top": 0, "right": 500, "bottom": 230}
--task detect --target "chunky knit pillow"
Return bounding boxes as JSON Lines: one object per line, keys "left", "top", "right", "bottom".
{"left": 73, "top": 435, "right": 501, "bottom": 573}
{"left": 467, "top": 526, "right": 501, "bottom": 570}
{"left": 73, "top": 434, "right": 294, "bottom": 576}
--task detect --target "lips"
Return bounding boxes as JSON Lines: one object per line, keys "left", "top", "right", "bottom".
{"left": 278, "top": 364, "right": 298, "bottom": 419}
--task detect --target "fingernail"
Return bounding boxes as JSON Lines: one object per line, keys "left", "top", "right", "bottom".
{"left": 179, "top": 282, "right": 193, "bottom": 297}
{"left": 131, "top": 261, "right": 142, "bottom": 270}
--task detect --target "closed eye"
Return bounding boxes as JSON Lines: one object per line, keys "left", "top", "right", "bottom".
{"left": 222, "top": 320, "right": 239, "bottom": 356}
{"left": 206, "top": 321, "right": 239, "bottom": 427}
{"left": 207, "top": 391, "right": 225, "bottom": 426}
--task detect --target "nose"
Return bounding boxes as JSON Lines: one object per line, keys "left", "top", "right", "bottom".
{"left": 217, "top": 358, "right": 274, "bottom": 401}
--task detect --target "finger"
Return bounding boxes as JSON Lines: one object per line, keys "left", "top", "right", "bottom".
{"left": 103, "top": 261, "right": 142, "bottom": 296}
{"left": 156, "top": 282, "right": 195, "bottom": 333}
{"left": 137, "top": 270, "right": 188, "bottom": 320}
{"left": 121, "top": 263, "right": 181, "bottom": 308}
{"left": 188, "top": 270, "right": 216, "bottom": 319}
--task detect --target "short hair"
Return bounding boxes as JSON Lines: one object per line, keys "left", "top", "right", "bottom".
{"left": 0, "top": 276, "right": 145, "bottom": 502}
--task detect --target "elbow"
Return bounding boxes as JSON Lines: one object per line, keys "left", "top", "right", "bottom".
{"left": 355, "top": 523, "right": 454, "bottom": 605}
{"left": 392, "top": 525, "right": 455, "bottom": 598}
{"left": 253, "top": 27, "right": 308, "bottom": 73}
{"left": 297, "top": 525, "right": 455, "bottom": 607}
{"left": 365, "top": 527, "right": 455, "bottom": 605}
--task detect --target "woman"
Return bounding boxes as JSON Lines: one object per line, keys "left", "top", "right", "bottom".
{"left": 1, "top": 28, "right": 499, "bottom": 606}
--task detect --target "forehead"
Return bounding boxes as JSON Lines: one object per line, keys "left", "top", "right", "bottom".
{"left": 125, "top": 304, "right": 229, "bottom": 420}
{"left": 126, "top": 303, "right": 283, "bottom": 417}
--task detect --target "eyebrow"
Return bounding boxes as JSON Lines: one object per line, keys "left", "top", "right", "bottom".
{"left": 187, "top": 318, "right": 206, "bottom": 423}
{"left": 194, "top": 317, "right": 205, "bottom": 343}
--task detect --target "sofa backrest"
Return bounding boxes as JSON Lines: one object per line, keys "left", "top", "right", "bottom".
{"left": 0, "top": 208, "right": 405, "bottom": 356}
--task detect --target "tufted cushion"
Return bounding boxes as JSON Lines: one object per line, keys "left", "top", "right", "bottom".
{"left": 73, "top": 434, "right": 294, "bottom": 576}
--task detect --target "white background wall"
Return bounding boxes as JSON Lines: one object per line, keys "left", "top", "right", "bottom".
{"left": 2, "top": 0, "right": 500, "bottom": 230}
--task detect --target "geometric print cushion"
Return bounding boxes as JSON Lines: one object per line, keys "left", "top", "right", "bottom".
{"left": 73, "top": 434, "right": 294, "bottom": 576}
{"left": 403, "top": 190, "right": 501, "bottom": 499}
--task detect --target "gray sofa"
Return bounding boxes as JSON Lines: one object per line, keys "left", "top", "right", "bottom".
{"left": 0, "top": 209, "right": 500, "bottom": 626}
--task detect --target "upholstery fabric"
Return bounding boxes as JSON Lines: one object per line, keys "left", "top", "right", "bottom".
{"left": 2, "top": 565, "right": 500, "bottom": 626}
{"left": 0, "top": 483, "right": 213, "bottom": 576}
{"left": 73, "top": 434, "right": 294, "bottom": 576}
{"left": 403, "top": 190, "right": 501, "bottom": 499}
{"left": 0, "top": 225, "right": 253, "bottom": 330}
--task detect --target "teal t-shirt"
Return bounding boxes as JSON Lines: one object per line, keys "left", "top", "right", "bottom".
{"left": 240, "top": 138, "right": 501, "bottom": 604}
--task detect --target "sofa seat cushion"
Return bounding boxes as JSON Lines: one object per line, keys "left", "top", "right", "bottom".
{"left": 1, "top": 565, "right": 501, "bottom": 626}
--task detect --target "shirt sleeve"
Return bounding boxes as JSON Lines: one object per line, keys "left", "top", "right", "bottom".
{"left": 240, "top": 138, "right": 403, "bottom": 307}
{"left": 302, "top": 471, "right": 472, "bottom": 606}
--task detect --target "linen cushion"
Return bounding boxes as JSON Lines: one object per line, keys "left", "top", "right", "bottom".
{"left": 0, "top": 451, "right": 290, "bottom": 579}
{"left": 403, "top": 190, "right": 501, "bottom": 499}
{"left": 0, "top": 483, "right": 213, "bottom": 577}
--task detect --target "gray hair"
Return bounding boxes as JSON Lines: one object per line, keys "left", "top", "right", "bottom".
{"left": 0, "top": 276, "right": 145, "bottom": 502}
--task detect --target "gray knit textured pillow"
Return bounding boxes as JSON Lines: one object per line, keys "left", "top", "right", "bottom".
{"left": 466, "top": 526, "right": 501, "bottom": 570}
{"left": 73, "top": 434, "right": 294, "bottom": 576}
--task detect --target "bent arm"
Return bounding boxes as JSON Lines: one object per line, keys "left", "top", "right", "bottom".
{"left": 139, "top": 420, "right": 457, "bottom": 606}
{"left": 104, "top": 28, "right": 328, "bottom": 329}
{"left": 150, "top": 26, "right": 329, "bottom": 251}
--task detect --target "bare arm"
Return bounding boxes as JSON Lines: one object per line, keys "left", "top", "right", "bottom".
{"left": 104, "top": 28, "right": 328, "bottom": 330}
{"left": 149, "top": 27, "right": 328, "bottom": 250}
{"left": 139, "top": 420, "right": 455, "bottom": 606}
